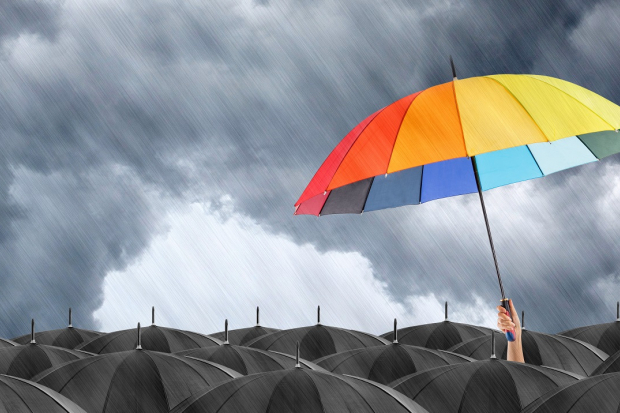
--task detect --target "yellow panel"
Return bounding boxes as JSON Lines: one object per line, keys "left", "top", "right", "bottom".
{"left": 387, "top": 82, "right": 467, "bottom": 173}
{"left": 526, "top": 75, "right": 620, "bottom": 130}
{"left": 455, "top": 77, "right": 548, "bottom": 155}
{"left": 487, "top": 75, "right": 614, "bottom": 141}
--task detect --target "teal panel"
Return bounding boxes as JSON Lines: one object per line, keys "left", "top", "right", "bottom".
{"left": 528, "top": 136, "right": 598, "bottom": 176}
{"left": 475, "top": 146, "right": 543, "bottom": 191}
{"left": 578, "top": 130, "right": 620, "bottom": 159}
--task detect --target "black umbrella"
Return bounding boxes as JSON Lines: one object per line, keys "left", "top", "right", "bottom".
{"left": 314, "top": 318, "right": 472, "bottom": 384}
{"left": 246, "top": 306, "right": 389, "bottom": 361}
{"left": 0, "top": 337, "right": 17, "bottom": 348}
{"left": 209, "top": 307, "right": 279, "bottom": 345}
{"left": 171, "top": 344, "right": 427, "bottom": 413}
{"left": 381, "top": 302, "right": 493, "bottom": 350}
{"left": 591, "top": 348, "right": 620, "bottom": 375}
{"left": 12, "top": 308, "right": 101, "bottom": 349}
{"left": 177, "top": 319, "right": 322, "bottom": 375}
{"left": 391, "top": 335, "right": 581, "bottom": 413}
{"left": 559, "top": 301, "right": 620, "bottom": 355}
{"left": 449, "top": 311, "right": 608, "bottom": 375}
{"left": 77, "top": 307, "right": 221, "bottom": 353}
{"left": 522, "top": 373, "right": 620, "bottom": 413}
{"left": 0, "top": 373, "right": 86, "bottom": 412}
{"left": 35, "top": 323, "right": 240, "bottom": 413}
{"left": 0, "top": 319, "right": 91, "bottom": 380}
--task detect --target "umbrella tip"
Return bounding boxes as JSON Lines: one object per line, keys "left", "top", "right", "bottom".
{"left": 450, "top": 56, "right": 457, "bottom": 80}
{"left": 224, "top": 319, "right": 229, "bottom": 345}
{"left": 393, "top": 318, "right": 398, "bottom": 344}
{"left": 616, "top": 301, "right": 619, "bottom": 321}
{"left": 490, "top": 331, "right": 497, "bottom": 360}
{"left": 521, "top": 311, "right": 525, "bottom": 330}
{"left": 68, "top": 307, "right": 72, "bottom": 328}
{"left": 136, "top": 322, "right": 142, "bottom": 350}
{"left": 295, "top": 341, "right": 301, "bottom": 368}
{"left": 256, "top": 306, "right": 260, "bottom": 327}
{"left": 445, "top": 301, "right": 448, "bottom": 321}
{"left": 317, "top": 305, "right": 321, "bottom": 325}
{"left": 30, "top": 319, "right": 36, "bottom": 344}
{"left": 152, "top": 306, "right": 155, "bottom": 326}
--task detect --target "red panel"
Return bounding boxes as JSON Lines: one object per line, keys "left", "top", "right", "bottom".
{"left": 295, "top": 109, "right": 382, "bottom": 206}
{"left": 294, "top": 191, "right": 330, "bottom": 216}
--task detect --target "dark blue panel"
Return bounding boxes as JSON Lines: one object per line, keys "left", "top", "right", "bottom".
{"left": 420, "top": 157, "right": 477, "bottom": 203}
{"left": 363, "top": 167, "right": 423, "bottom": 212}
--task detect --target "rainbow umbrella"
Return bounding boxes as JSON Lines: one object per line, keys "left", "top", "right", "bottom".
{"left": 295, "top": 60, "right": 620, "bottom": 340}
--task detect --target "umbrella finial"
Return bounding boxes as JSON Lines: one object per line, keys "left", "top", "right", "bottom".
{"left": 256, "top": 306, "right": 260, "bottom": 327}
{"left": 295, "top": 341, "right": 301, "bottom": 368}
{"left": 445, "top": 301, "right": 448, "bottom": 321}
{"left": 317, "top": 305, "right": 321, "bottom": 325}
{"left": 152, "top": 306, "right": 155, "bottom": 326}
{"left": 136, "top": 322, "right": 142, "bottom": 350}
{"left": 30, "top": 319, "right": 36, "bottom": 344}
{"left": 450, "top": 56, "right": 457, "bottom": 80}
{"left": 393, "top": 318, "right": 398, "bottom": 344}
{"left": 224, "top": 319, "right": 229, "bottom": 345}
{"left": 490, "top": 331, "right": 497, "bottom": 359}
{"left": 68, "top": 307, "right": 72, "bottom": 328}
{"left": 521, "top": 311, "right": 525, "bottom": 330}
{"left": 617, "top": 301, "right": 619, "bottom": 321}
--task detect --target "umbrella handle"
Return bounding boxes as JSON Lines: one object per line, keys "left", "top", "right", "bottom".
{"left": 501, "top": 299, "right": 516, "bottom": 342}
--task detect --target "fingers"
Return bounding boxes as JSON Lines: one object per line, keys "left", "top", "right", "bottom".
{"left": 508, "top": 299, "right": 521, "bottom": 328}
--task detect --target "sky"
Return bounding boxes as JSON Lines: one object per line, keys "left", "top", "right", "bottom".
{"left": 1, "top": 0, "right": 619, "bottom": 338}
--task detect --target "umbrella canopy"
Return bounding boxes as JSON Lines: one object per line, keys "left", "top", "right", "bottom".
{"left": 559, "top": 302, "right": 620, "bottom": 355}
{"left": 522, "top": 373, "right": 620, "bottom": 413}
{"left": 35, "top": 341, "right": 241, "bottom": 412}
{"left": 591, "top": 348, "right": 620, "bottom": 375}
{"left": 177, "top": 345, "right": 322, "bottom": 375}
{"left": 391, "top": 358, "right": 581, "bottom": 413}
{"left": 77, "top": 309, "right": 221, "bottom": 353}
{"left": 209, "top": 308, "right": 279, "bottom": 345}
{"left": 12, "top": 309, "right": 101, "bottom": 349}
{"left": 0, "top": 374, "right": 86, "bottom": 413}
{"left": 0, "top": 338, "right": 18, "bottom": 348}
{"left": 246, "top": 307, "right": 388, "bottom": 361}
{"left": 449, "top": 320, "right": 607, "bottom": 375}
{"left": 314, "top": 343, "right": 472, "bottom": 385}
{"left": 381, "top": 304, "right": 492, "bottom": 350}
{"left": 295, "top": 74, "right": 620, "bottom": 216}
{"left": 171, "top": 368, "right": 428, "bottom": 413}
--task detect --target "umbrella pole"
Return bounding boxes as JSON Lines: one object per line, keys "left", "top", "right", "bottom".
{"left": 471, "top": 157, "right": 516, "bottom": 341}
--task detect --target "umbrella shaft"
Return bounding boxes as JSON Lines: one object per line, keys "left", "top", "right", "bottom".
{"left": 471, "top": 157, "right": 506, "bottom": 300}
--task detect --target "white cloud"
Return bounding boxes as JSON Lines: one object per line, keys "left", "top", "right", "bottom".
{"left": 94, "top": 197, "right": 496, "bottom": 335}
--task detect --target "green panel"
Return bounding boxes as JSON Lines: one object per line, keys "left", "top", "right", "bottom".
{"left": 578, "top": 130, "right": 620, "bottom": 159}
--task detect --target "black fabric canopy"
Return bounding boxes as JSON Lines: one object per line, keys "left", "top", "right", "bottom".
{"left": 391, "top": 358, "right": 581, "bottom": 413}
{"left": 35, "top": 349, "right": 241, "bottom": 413}
{"left": 314, "top": 343, "right": 471, "bottom": 384}
{"left": 77, "top": 325, "right": 221, "bottom": 353}
{"left": 12, "top": 327, "right": 101, "bottom": 350}
{"left": 0, "top": 338, "right": 17, "bottom": 348}
{"left": 522, "top": 373, "right": 620, "bottom": 412}
{"left": 0, "top": 343, "right": 91, "bottom": 380}
{"left": 560, "top": 321, "right": 620, "bottom": 355}
{"left": 171, "top": 368, "right": 428, "bottom": 413}
{"left": 0, "top": 374, "right": 86, "bottom": 413}
{"left": 449, "top": 329, "right": 608, "bottom": 375}
{"left": 247, "top": 325, "right": 388, "bottom": 361}
{"left": 209, "top": 326, "right": 280, "bottom": 346}
{"left": 591, "top": 348, "right": 620, "bottom": 375}
{"left": 381, "top": 321, "right": 492, "bottom": 350}
{"left": 177, "top": 344, "right": 323, "bottom": 375}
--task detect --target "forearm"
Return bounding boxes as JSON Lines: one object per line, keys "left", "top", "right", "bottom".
{"left": 507, "top": 338, "right": 524, "bottom": 363}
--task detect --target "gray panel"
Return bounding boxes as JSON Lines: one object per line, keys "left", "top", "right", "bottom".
{"left": 320, "top": 178, "right": 374, "bottom": 215}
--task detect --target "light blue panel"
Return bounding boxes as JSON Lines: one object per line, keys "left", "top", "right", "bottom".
{"left": 364, "top": 167, "right": 423, "bottom": 212}
{"left": 420, "top": 157, "right": 477, "bottom": 203}
{"left": 528, "top": 136, "right": 598, "bottom": 175}
{"left": 475, "top": 146, "right": 543, "bottom": 191}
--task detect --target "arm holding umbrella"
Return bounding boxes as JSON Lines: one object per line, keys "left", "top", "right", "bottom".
{"left": 497, "top": 299, "right": 524, "bottom": 362}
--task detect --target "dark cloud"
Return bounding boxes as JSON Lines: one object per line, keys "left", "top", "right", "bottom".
{"left": 0, "top": 0, "right": 61, "bottom": 43}
{"left": 0, "top": 0, "right": 619, "bottom": 337}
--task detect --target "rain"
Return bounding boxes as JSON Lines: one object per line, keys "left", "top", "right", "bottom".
{"left": 1, "top": 0, "right": 620, "bottom": 411}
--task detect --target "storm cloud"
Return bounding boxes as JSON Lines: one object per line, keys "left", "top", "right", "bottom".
{"left": 1, "top": 0, "right": 619, "bottom": 337}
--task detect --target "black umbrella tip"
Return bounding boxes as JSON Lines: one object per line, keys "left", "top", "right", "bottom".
{"left": 30, "top": 318, "right": 36, "bottom": 344}
{"left": 256, "top": 306, "right": 260, "bottom": 327}
{"left": 450, "top": 56, "right": 457, "bottom": 80}
{"left": 445, "top": 301, "right": 448, "bottom": 321}
{"left": 393, "top": 318, "right": 398, "bottom": 344}
{"left": 317, "top": 305, "right": 321, "bottom": 325}
{"left": 151, "top": 306, "right": 155, "bottom": 326}
{"left": 68, "top": 307, "right": 73, "bottom": 328}
{"left": 616, "top": 301, "right": 619, "bottom": 321}
{"left": 136, "top": 322, "right": 142, "bottom": 350}
{"left": 490, "top": 331, "right": 497, "bottom": 360}
{"left": 295, "top": 341, "right": 301, "bottom": 368}
{"left": 224, "top": 319, "right": 229, "bottom": 345}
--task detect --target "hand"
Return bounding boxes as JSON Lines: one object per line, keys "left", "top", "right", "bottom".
{"left": 496, "top": 299, "right": 524, "bottom": 362}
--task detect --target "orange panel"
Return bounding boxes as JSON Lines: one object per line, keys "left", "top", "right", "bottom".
{"left": 328, "top": 92, "right": 420, "bottom": 190}
{"left": 388, "top": 82, "right": 466, "bottom": 173}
